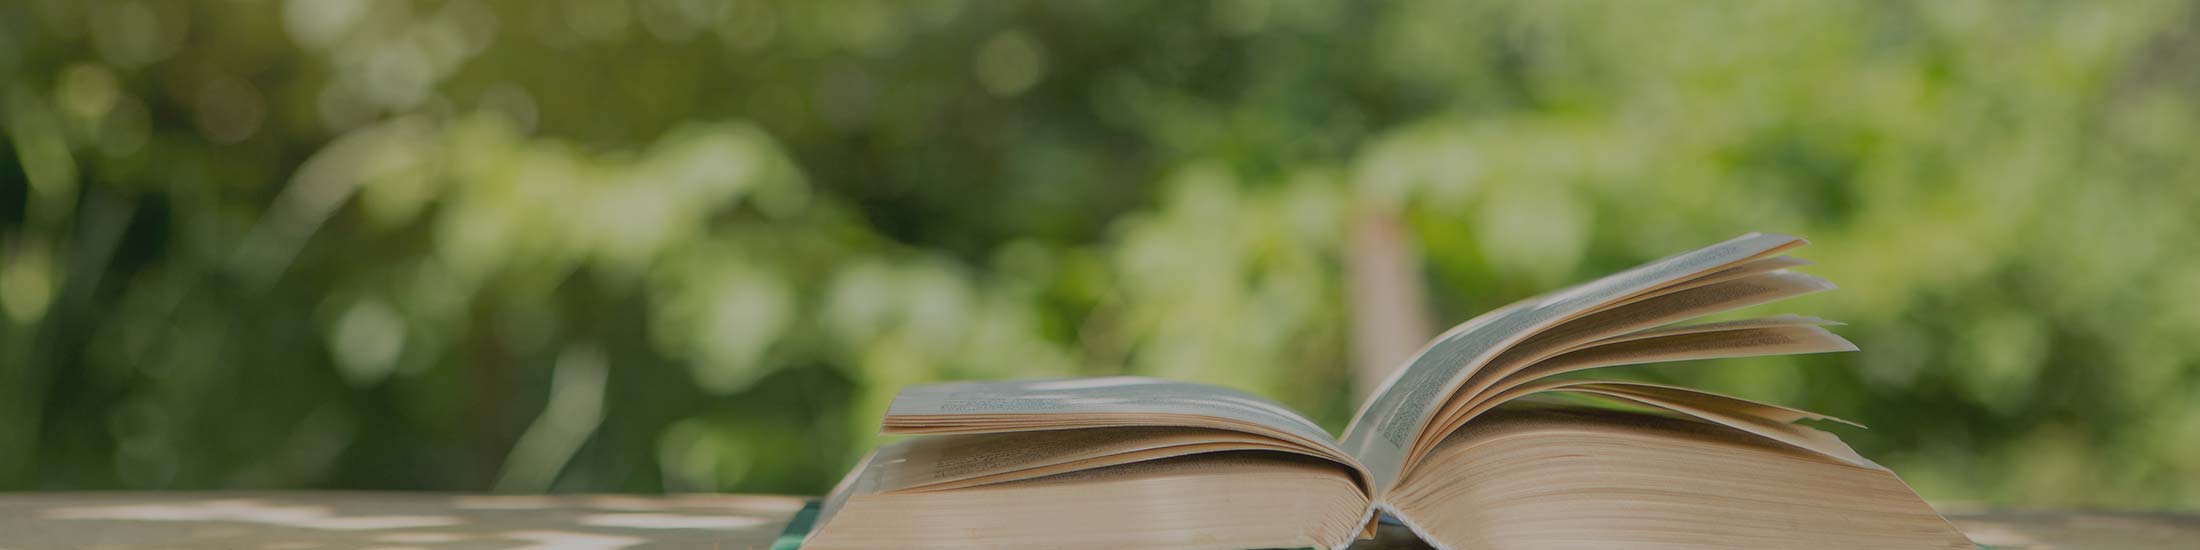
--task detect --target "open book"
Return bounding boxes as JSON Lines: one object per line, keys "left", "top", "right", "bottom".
{"left": 803, "top": 233, "right": 1972, "bottom": 549}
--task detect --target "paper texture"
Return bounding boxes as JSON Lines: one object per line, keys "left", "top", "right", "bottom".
{"left": 887, "top": 376, "right": 1345, "bottom": 458}
{"left": 1339, "top": 233, "right": 1803, "bottom": 489}
{"left": 868, "top": 427, "right": 1298, "bottom": 493}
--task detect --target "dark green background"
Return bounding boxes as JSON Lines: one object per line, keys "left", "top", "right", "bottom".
{"left": 4, "top": 0, "right": 2197, "bottom": 508}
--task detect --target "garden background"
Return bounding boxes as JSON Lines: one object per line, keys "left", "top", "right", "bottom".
{"left": 5, "top": 0, "right": 2199, "bottom": 508}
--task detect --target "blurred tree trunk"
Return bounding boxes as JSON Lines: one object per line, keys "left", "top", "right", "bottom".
{"left": 468, "top": 305, "right": 515, "bottom": 490}
{"left": 1346, "top": 209, "right": 1433, "bottom": 400}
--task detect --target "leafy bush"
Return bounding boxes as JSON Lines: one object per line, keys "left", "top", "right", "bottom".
{"left": 3, "top": 0, "right": 2196, "bottom": 507}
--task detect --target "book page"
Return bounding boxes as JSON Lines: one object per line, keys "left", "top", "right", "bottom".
{"left": 885, "top": 377, "right": 1344, "bottom": 461}
{"left": 1384, "top": 407, "right": 1972, "bottom": 550}
{"left": 869, "top": 427, "right": 1303, "bottom": 493}
{"left": 1415, "top": 317, "right": 1856, "bottom": 466}
{"left": 809, "top": 446, "right": 1374, "bottom": 550}
{"left": 1500, "top": 323, "right": 1857, "bottom": 391}
{"left": 1447, "top": 272, "right": 1832, "bottom": 406}
{"left": 1529, "top": 380, "right": 1875, "bottom": 468}
{"left": 1339, "top": 233, "right": 1803, "bottom": 490}
{"left": 1409, "top": 271, "right": 1838, "bottom": 456}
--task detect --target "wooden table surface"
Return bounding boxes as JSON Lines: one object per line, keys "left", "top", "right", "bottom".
{"left": 1, "top": 493, "right": 2194, "bottom": 549}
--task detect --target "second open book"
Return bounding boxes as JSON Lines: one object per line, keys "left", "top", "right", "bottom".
{"left": 804, "top": 233, "right": 1973, "bottom": 549}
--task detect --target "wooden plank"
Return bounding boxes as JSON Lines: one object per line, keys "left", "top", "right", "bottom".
{"left": 1950, "top": 511, "right": 2200, "bottom": 550}
{"left": 0, "top": 493, "right": 806, "bottom": 550}
{"left": 0, "top": 493, "right": 2193, "bottom": 549}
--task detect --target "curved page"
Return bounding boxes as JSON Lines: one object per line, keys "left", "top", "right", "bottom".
{"left": 1463, "top": 378, "right": 1873, "bottom": 468}
{"left": 883, "top": 376, "right": 1367, "bottom": 488}
{"left": 1340, "top": 232, "right": 1804, "bottom": 490}
{"left": 872, "top": 427, "right": 1308, "bottom": 493}
{"left": 1410, "top": 316, "right": 1851, "bottom": 464}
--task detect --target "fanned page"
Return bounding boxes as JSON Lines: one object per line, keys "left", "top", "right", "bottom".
{"left": 809, "top": 233, "right": 1922, "bottom": 550}
{"left": 1384, "top": 407, "right": 1972, "bottom": 550}
{"left": 1406, "top": 314, "right": 1855, "bottom": 473}
{"left": 1470, "top": 379, "right": 1876, "bottom": 468}
{"left": 1340, "top": 232, "right": 1810, "bottom": 490}
{"left": 866, "top": 427, "right": 1310, "bottom": 493}
{"left": 882, "top": 377, "right": 1370, "bottom": 489}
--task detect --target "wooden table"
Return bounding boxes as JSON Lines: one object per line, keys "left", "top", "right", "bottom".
{"left": 1, "top": 493, "right": 2193, "bottom": 549}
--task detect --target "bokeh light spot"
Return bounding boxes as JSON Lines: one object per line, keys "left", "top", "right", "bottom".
{"left": 283, "top": 0, "right": 370, "bottom": 50}
{"left": 194, "top": 76, "right": 267, "bottom": 143}
{"left": 329, "top": 297, "right": 407, "bottom": 387}
{"left": 975, "top": 31, "right": 1047, "bottom": 98}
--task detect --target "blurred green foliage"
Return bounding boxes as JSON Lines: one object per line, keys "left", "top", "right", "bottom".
{"left": 4, "top": 0, "right": 2200, "bottom": 508}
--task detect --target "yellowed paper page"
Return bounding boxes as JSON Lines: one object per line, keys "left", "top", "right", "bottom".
{"left": 1340, "top": 233, "right": 1804, "bottom": 490}
{"left": 871, "top": 427, "right": 1303, "bottom": 493}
